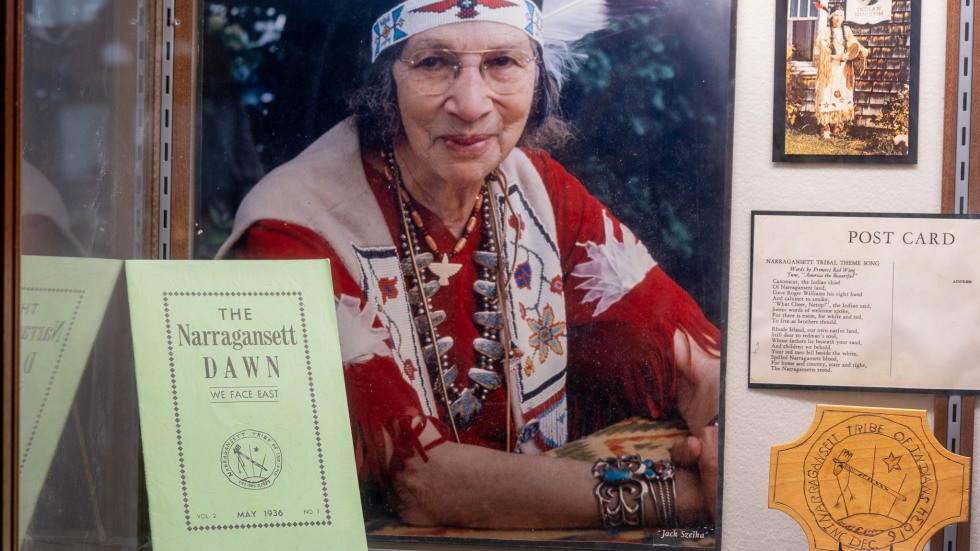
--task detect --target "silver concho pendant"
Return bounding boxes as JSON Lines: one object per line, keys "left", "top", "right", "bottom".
{"left": 450, "top": 388, "right": 481, "bottom": 427}
{"left": 438, "top": 365, "right": 459, "bottom": 391}
{"left": 422, "top": 336, "right": 454, "bottom": 363}
{"left": 473, "top": 337, "right": 504, "bottom": 360}
{"left": 468, "top": 367, "right": 501, "bottom": 390}
{"left": 473, "top": 311, "right": 504, "bottom": 330}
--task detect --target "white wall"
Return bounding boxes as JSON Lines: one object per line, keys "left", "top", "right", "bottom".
{"left": 723, "top": 1, "right": 976, "bottom": 549}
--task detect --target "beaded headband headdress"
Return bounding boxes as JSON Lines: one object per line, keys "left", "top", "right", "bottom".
{"left": 370, "top": 0, "right": 661, "bottom": 89}
{"left": 371, "top": 0, "right": 543, "bottom": 62}
{"left": 813, "top": 2, "right": 845, "bottom": 15}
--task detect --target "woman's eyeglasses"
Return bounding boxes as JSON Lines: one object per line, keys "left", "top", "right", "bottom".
{"left": 398, "top": 48, "right": 537, "bottom": 96}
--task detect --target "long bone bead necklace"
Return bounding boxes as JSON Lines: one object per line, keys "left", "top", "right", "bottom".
{"left": 382, "top": 148, "right": 519, "bottom": 446}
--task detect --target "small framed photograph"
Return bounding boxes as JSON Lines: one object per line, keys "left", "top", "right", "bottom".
{"left": 773, "top": 0, "right": 920, "bottom": 163}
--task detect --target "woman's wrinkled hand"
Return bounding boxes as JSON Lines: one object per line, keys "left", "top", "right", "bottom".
{"left": 670, "top": 426, "right": 719, "bottom": 520}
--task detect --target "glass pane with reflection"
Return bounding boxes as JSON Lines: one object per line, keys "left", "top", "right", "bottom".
{"left": 20, "top": 0, "right": 149, "bottom": 547}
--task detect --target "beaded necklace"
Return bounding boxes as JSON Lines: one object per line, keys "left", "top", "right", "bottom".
{"left": 831, "top": 26, "right": 845, "bottom": 56}
{"left": 381, "top": 148, "right": 510, "bottom": 442}
{"left": 396, "top": 185, "right": 483, "bottom": 258}
{"left": 395, "top": 183, "right": 483, "bottom": 286}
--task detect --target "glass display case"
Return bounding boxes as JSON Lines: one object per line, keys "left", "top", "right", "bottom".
{"left": 3, "top": 1, "right": 978, "bottom": 550}
{"left": 14, "top": 0, "right": 153, "bottom": 549}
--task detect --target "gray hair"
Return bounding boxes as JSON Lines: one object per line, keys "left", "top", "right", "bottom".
{"left": 348, "top": 43, "right": 571, "bottom": 153}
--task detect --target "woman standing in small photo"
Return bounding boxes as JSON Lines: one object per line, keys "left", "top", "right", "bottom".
{"left": 814, "top": 3, "right": 868, "bottom": 138}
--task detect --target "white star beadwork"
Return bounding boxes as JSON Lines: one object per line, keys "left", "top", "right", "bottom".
{"left": 335, "top": 294, "right": 393, "bottom": 364}
{"left": 570, "top": 211, "right": 657, "bottom": 317}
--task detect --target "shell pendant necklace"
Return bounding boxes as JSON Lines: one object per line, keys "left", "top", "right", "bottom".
{"left": 393, "top": 180, "right": 484, "bottom": 287}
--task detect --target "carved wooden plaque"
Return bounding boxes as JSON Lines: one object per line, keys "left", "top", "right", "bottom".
{"left": 769, "top": 405, "right": 970, "bottom": 551}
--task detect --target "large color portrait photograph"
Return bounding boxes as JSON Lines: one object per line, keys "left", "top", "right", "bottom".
{"left": 197, "top": 0, "right": 734, "bottom": 547}
{"left": 774, "top": 0, "right": 919, "bottom": 163}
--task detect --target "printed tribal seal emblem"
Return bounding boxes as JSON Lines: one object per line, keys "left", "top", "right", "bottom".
{"left": 220, "top": 429, "right": 283, "bottom": 490}
{"left": 769, "top": 405, "right": 970, "bottom": 551}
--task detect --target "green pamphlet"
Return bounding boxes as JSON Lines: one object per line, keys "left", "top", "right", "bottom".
{"left": 19, "top": 255, "right": 124, "bottom": 538}
{"left": 126, "top": 260, "right": 366, "bottom": 551}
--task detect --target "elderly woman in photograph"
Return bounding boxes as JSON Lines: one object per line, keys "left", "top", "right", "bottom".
{"left": 219, "top": 0, "right": 720, "bottom": 529}
{"left": 815, "top": 3, "right": 868, "bottom": 138}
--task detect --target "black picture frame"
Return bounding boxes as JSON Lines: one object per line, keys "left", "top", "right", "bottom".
{"left": 195, "top": 0, "right": 737, "bottom": 548}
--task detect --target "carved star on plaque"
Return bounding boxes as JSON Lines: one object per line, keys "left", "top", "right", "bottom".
{"left": 770, "top": 405, "right": 970, "bottom": 551}
{"left": 881, "top": 451, "right": 903, "bottom": 473}
{"left": 428, "top": 254, "right": 462, "bottom": 287}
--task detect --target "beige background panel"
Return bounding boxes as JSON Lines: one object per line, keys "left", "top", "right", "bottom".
{"left": 724, "top": 0, "right": 975, "bottom": 549}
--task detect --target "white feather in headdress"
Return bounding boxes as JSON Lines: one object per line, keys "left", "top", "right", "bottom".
{"left": 542, "top": 0, "right": 610, "bottom": 43}
{"left": 540, "top": 0, "right": 666, "bottom": 88}
{"left": 540, "top": 0, "right": 609, "bottom": 88}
